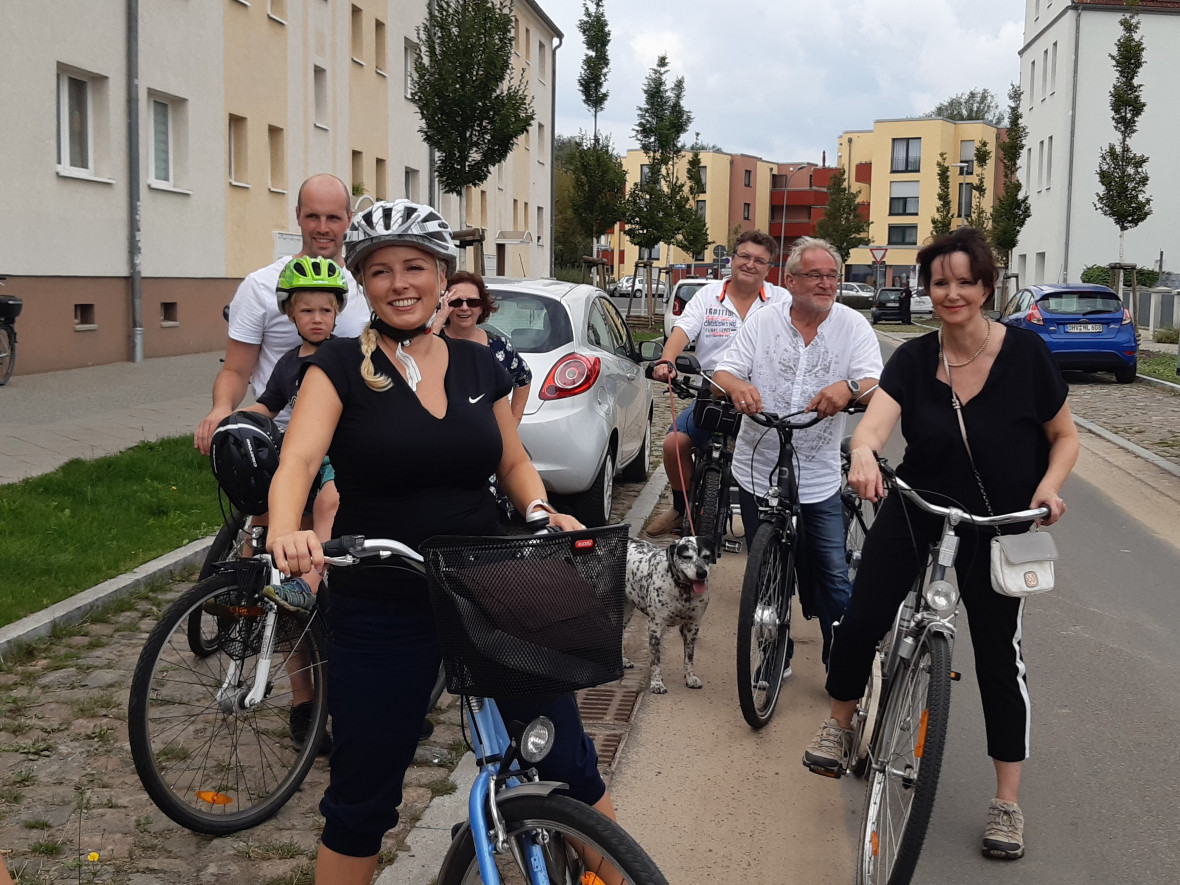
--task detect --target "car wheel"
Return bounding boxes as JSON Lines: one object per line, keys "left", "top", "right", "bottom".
{"left": 1115, "top": 363, "right": 1137, "bottom": 384}
{"left": 871, "top": 311, "right": 879, "bottom": 325}
{"left": 620, "top": 414, "right": 652, "bottom": 483}
{"left": 566, "top": 448, "right": 614, "bottom": 527}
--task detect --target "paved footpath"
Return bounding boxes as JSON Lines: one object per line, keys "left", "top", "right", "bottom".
{"left": 3, "top": 339, "right": 1180, "bottom": 883}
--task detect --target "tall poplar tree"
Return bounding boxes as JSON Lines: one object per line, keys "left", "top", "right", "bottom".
{"left": 991, "top": 83, "right": 1032, "bottom": 268}
{"left": 931, "top": 152, "right": 954, "bottom": 236}
{"left": 577, "top": 0, "right": 610, "bottom": 143}
{"left": 964, "top": 140, "right": 993, "bottom": 235}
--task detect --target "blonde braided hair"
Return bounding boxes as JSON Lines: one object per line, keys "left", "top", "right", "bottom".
{"left": 359, "top": 325, "right": 393, "bottom": 392}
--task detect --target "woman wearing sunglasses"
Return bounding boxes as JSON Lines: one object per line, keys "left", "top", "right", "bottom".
{"left": 432, "top": 271, "right": 532, "bottom": 423}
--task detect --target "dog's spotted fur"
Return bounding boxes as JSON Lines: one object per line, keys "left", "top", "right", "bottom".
{"left": 623, "top": 536, "right": 717, "bottom": 693}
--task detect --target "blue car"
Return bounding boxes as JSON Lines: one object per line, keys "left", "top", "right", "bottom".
{"left": 997, "top": 283, "right": 1138, "bottom": 384}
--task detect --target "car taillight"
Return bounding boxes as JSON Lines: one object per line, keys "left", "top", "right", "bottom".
{"left": 1027, "top": 302, "right": 1045, "bottom": 325}
{"left": 1121, "top": 307, "right": 1132, "bottom": 325}
{"left": 672, "top": 298, "right": 685, "bottom": 316}
{"left": 539, "top": 354, "right": 601, "bottom": 400}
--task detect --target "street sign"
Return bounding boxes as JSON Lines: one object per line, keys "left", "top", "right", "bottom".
{"left": 673, "top": 264, "right": 687, "bottom": 269}
{"left": 712, "top": 245, "right": 727, "bottom": 259}
{"left": 869, "top": 247, "right": 888, "bottom": 264}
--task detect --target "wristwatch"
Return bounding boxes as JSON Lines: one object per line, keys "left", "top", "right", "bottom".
{"left": 846, "top": 379, "right": 861, "bottom": 398}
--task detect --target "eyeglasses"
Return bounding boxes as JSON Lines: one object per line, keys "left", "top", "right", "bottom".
{"left": 796, "top": 271, "right": 840, "bottom": 283}
{"left": 734, "top": 252, "right": 770, "bottom": 268}
{"left": 448, "top": 298, "right": 483, "bottom": 309}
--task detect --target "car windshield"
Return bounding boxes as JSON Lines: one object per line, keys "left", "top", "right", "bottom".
{"left": 676, "top": 282, "right": 706, "bottom": 303}
{"left": 487, "top": 290, "right": 574, "bottom": 353}
{"left": 877, "top": 290, "right": 901, "bottom": 302}
{"left": 1038, "top": 292, "right": 1123, "bottom": 316}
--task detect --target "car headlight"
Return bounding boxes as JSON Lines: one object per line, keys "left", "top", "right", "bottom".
{"left": 923, "top": 579, "right": 959, "bottom": 617}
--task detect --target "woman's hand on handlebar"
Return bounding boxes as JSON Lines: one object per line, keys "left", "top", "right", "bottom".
{"left": 848, "top": 446, "right": 886, "bottom": 503}
{"left": 267, "top": 530, "right": 324, "bottom": 578}
{"left": 546, "top": 512, "right": 585, "bottom": 532}
{"left": 1030, "top": 483, "right": 1066, "bottom": 526}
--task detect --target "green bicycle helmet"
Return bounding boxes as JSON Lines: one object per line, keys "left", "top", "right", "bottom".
{"left": 275, "top": 256, "right": 349, "bottom": 313}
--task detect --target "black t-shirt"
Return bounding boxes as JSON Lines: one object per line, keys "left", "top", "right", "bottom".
{"left": 308, "top": 335, "right": 513, "bottom": 597}
{"left": 256, "top": 341, "right": 325, "bottom": 415}
{"left": 881, "top": 327, "right": 1068, "bottom": 517}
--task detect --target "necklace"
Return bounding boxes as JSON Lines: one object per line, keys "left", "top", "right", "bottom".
{"left": 940, "top": 318, "right": 992, "bottom": 368}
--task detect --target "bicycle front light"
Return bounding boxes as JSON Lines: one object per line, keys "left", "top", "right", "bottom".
{"left": 520, "top": 716, "right": 556, "bottom": 764}
{"left": 923, "top": 579, "right": 959, "bottom": 616}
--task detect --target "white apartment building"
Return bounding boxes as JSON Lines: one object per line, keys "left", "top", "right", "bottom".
{"left": 1015, "top": 0, "right": 1180, "bottom": 286}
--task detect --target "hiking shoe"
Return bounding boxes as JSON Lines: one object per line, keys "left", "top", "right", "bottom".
{"left": 982, "top": 799, "right": 1025, "bottom": 859}
{"left": 643, "top": 507, "right": 684, "bottom": 539}
{"left": 803, "top": 717, "right": 852, "bottom": 777}
{"left": 289, "top": 701, "right": 333, "bottom": 755}
{"left": 263, "top": 577, "right": 315, "bottom": 614}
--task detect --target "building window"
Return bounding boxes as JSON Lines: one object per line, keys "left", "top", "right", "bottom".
{"left": 744, "top": 169, "right": 752, "bottom": 187}
{"left": 956, "top": 182, "right": 973, "bottom": 218}
{"left": 958, "top": 140, "right": 975, "bottom": 176}
{"left": 404, "top": 40, "right": 417, "bottom": 98}
{"left": 350, "top": 5, "right": 363, "bottom": 63}
{"left": 57, "top": 70, "right": 95, "bottom": 173}
{"left": 536, "top": 206, "right": 544, "bottom": 245}
{"left": 352, "top": 150, "right": 363, "bottom": 195}
{"left": 890, "top": 137, "right": 921, "bottom": 173}
{"left": 228, "top": 114, "right": 247, "bottom": 183}
{"left": 512, "top": 198, "right": 519, "bottom": 228}
{"left": 375, "top": 157, "right": 386, "bottom": 200}
{"left": 74, "top": 303, "right": 96, "bottom": 330}
{"left": 375, "top": 19, "right": 387, "bottom": 73}
{"left": 150, "top": 97, "right": 172, "bottom": 184}
{"left": 639, "top": 164, "right": 651, "bottom": 185}
{"left": 1037, "top": 139, "right": 1044, "bottom": 191}
{"left": 698, "top": 166, "right": 707, "bottom": 194}
{"left": 268, "top": 126, "right": 286, "bottom": 191}
{"left": 538, "top": 41, "right": 546, "bottom": 79}
{"left": 1041, "top": 49, "right": 1048, "bottom": 99}
{"left": 313, "top": 65, "right": 328, "bottom": 128}
{"left": 525, "top": 27, "right": 531, "bottom": 62}
{"left": 480, "top": 189, "right": 488, "bottom": 227}
{"left": 1029, "top": 60, "right": 1035, "bottom": 105}
{"left": 513, "top": 16, "right": 520, "bottom": 53}
{"left": 887, "top": 225, "right": 918, "bottom": 246}
{"left": 268, "top": 0, "right": 287, "bottom": 22}
{"left": 1051, "top": 41, "right": 1058, "bottom": 93}
{"left": 888, "top": 180, "right": 920, "bottom": 216}
{"left": 742, "top": 203, "right": 751, "bottom": 221}
{"left": 161, "top": 302, "right": 179, "bottom": 326}
{"left": 1045, "top": 136, "right": 1053, "bottom": 188}
{"left": 696, "top": 199, "right": 706, "bottom": 218}
{"left": 1025, "top": 147, "right": 1033, "bottom": 188}
{"left": 404, "top": 166, "right": 419, "bottom": 201}
{"left": 523, "top": 126, "right": 530, "bottom": 150}
{"left": 538, "top": 122, "right": 545, "bottom": 161}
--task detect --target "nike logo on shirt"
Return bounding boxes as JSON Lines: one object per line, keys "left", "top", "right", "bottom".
{"left": 469, "top": 394, "right": 486, "bottom": 403}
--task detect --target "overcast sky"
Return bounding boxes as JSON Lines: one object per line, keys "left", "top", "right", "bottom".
{"left": 540, "top": 0, "right": 1028, "bottom": 164}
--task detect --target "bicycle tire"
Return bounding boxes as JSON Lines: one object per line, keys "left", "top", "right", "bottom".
{"left": 437, "top": 793, "right": 669, "bottom": 885}
{"left": 128, "top": 571, "right": 328, "bottom": 835}
{"left": 0, "top": 324, "right": 15, "bottom": 386}
{"left": 736, "top": 521, "right": 795, "bottom": 729}
{"left": 857, "top": 631, "right": 952, "bottom": 885}
{"left": 187, "top": 511, "right": 251, "bottom": 657}
{"left": 687, "top": 464, "right": 726, "bottom": 553}
{"left": 843, "top": 490, "right": 875, "bottom": 586}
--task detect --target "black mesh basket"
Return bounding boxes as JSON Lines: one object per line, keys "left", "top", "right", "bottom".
{"left": 693, "top": 392, "right": 741, "bottom": 437}
{"left": 422, "top": 525, "right": 628, "bottom": 698}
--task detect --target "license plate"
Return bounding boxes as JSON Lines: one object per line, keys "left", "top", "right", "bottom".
{"left": 1066, "top": 323, "right": 1102, "bottom": 333}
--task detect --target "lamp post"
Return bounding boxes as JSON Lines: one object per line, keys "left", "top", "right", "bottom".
{"left": 778, "top": 162, "right": 817, "bottom": 283}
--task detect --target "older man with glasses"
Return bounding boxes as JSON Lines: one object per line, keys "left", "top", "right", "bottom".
{"left": 712, "top": 236, "right": 883, "bottom": 670}
{"left": 644, "top": 230, "right": 789, "bottom": 538}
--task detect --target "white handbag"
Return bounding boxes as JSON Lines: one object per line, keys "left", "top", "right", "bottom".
{"left": 989, "top": 531, "right": 1057, "bottom": 597}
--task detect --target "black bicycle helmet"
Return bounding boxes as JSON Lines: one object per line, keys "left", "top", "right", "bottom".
{"left": 209, "top": 411, "right": 284, "bottom": 515}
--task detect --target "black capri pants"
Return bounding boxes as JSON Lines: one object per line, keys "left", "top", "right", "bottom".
{"left": 825, "top": 494, "right": 1034, "bottom": 763}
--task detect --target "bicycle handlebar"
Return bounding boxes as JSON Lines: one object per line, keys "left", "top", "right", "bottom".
{"left": 879, "top": 460, "right": 1050, "bottom": 526}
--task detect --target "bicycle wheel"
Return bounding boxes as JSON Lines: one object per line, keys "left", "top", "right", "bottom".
{"left": 0, "top": 324, "right": 15, "bottom": 386}
{"left": 736, "top": 521, "right": 795, "bottom": 729}
{"left": 437, "top": 793, "right": 669, "bottom": 885}
{"left": 857, "top": 631, "right": 952, "bottom": 885}
{"left": 843, "top": 489, "right": 876, "bottom": 585}
{"left": 187, "top": 511, "right": 251, "bottom": 657}
{"left": 128, "top": 571, "right": 328, "bottom": 835}
{"left": 686, "top": 464, "right": 726, "bottom": 553}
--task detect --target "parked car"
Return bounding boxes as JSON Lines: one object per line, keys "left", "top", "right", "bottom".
{"left": 870, "top": 287, "right": 906, "bottom": 324}
{"left": 911, "top": 286, "right": 933, "bottom": 315}
{"left": 485, "top": 278, "right": 655, "bottom": 524}
{"left": 610, "top": 274, "right": 666, "bottom": 299}
{"left": 837, "top": 281, "right": 875, "bottom": 309}
{"left": 664, "top": 277, "right": 712, "bottom": 340}
{"left": 996, "top": 283, "right": 1138, "bottom": 383}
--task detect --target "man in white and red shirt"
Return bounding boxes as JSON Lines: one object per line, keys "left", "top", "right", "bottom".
{"left": 645, "top": 230, "right": 789, "bottom": 537}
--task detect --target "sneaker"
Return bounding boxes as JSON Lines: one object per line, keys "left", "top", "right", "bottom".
{"left": 803, "top": 717, "right": 852, "bottom": 777}
{"left": 263, "top": 577, "right": 316, "bottom": 614}
{"left": 289, "top": 701, "right": 333, "bottom": 756}
{"left": 642, "top": 507, "right": 684, "bottom": 539}
{"left": 982, "top": 799, "right": 1025, "bottom": 859}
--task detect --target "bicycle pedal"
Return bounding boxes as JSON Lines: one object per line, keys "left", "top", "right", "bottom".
{"left": 950, "top": 670, "right": 961, "bottom": 681}
{"left": 806, "top": 764, "right": 843, "bottom": 779}
{"left": 724, "top": 539, "right": 743, "bottom": 553}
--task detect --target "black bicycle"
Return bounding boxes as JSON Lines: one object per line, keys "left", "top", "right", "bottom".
{"left": 736, "top": 403, "right": 867, "bottom": 728}
{"left": 841, "top": 436, "right": 879, "bottom": 586}
{"left": 0, "top": 276, "right": 21, "bottom": 386}
{"left": 646, "top": 354, "right": 742, "bottom": 555}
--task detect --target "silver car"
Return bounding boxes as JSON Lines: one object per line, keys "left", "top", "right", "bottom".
{"left": 485, "top": 278, "right": 655, "bottom": 526}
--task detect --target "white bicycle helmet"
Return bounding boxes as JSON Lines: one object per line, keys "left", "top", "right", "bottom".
{"left": 344, "top": 199, "right": 459, "bottom": 276}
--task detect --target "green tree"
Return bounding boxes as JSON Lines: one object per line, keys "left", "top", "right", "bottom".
{"left": 964, "top": 140, "right": 993, "bottom": 234}
{"left": 676, "top": 150, "right": 711, "bottom": 259}
{"left": 623, "top": 55, "right": 694, "bottom": 261}
{"left": 815, "top": 167, "right": 871, "bottom": 269}
{"left": 409, "top": 0, "right": 534, "bottom": 218}
{"left": 552, "top": 162, "right": 586, "bottom": 268}
{"left": 991, "top": 84, "right": 1032, "bottom": 267}
{"left": 931, "top": 152, "right": 954, "bottom": 236}
{"left": 1095, "top": 0, "right": 1152, "bottom": 262}
{"left": 569, "top": 132, "right": 627, "bottom": 240}
{"left": 576, "top": 0, "right": 611, "bottom": 142}
{"left": 926, "top": 88, "right": 1004, "bottom": 126}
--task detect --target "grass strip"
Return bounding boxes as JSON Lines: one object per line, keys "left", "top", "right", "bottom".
{"left": 0, "top": 436, "right": 223, "bottom": 628}
{"left": 1136, "top": 349, "right": 1179, "bottom": 385}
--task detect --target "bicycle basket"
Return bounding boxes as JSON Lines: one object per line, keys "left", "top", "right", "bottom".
{"left": 421, "top": 525, "right": 628, "bottom": 698}
{"left": 0, "top": 295, "right": 22, "bottom": 324}
{"left": 693, "top": 392, "right": 740, "bottom": 436}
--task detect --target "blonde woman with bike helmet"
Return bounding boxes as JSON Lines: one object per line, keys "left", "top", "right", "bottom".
{"left": 265, "top": 199, "right": 621, "bottom": 884}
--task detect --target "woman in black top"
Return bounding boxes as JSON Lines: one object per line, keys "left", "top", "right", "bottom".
{"left": 266, "top": 200, "right": 617, "bottom": 884}
{"left": 803, "top": 227, "right": 1079, "bottom": 860}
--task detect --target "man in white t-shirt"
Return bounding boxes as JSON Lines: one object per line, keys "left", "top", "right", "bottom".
{"left": 194, "top": 173, "right": 370, "bottom": 454}
{"left": 644, "top": 230, "right": 789, "bottom": 538}
{"left": 714, "top": 237, "right": 883, "bottom": 667}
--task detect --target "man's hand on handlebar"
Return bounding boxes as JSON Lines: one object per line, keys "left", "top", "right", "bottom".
{"left": 807, "top": 381, "right": 857, "bottom": 419}
{"left": 727, "top": 381, "right": 762, "bottom": 416}
{"left": 651, "top": 360, "right": 677, "bottom": 383}
{"left": 268, "top": 529, "right": 324, "bottom": 578}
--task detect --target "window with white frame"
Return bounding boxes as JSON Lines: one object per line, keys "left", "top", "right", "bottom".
{"left": 536, "top": 206, "right": 544, "bottom": 244}
{"left": 375, "top": 19, "right": 387, "bottom": 73}
{"left": 888, "top": 180, "right": 920, "bottom": 216}
{"left": 57, "top": 69, "right": 94, "bottom": 173}
{"left": 350, "top": 5, "right": 363, "bottom": 63}
{"left": 1037, "top": 140, "right": 1044, "bottom": 191}
{"left": 538, "top": 41, "right": 546, "bottom": 79}
{"left": 268, "top": 125, "right": 286, "bottom": 191}
{"left": 958, "top": 139, "right": 975, "bottom": 175}
{"left": 228, "top": 114, "right": 248, "bottom": 183}
{"left": 150, "top": 97, "right": 173, "bottom": 185}
{"left": 313, "top": 65, "right": 328, "bottom": 128}
{"left": 1041, "top": 49, "right": 1048, "bottom": 99}
{"left": 1029, "top": 60, "right": 1035, "bottom": 105}
{"left": 538, "top": 122, "right": 545, "bottom": 161}
{"left": 890, "top": 137, "right": 921, "bottom": 173}
{"left": 1051, "top": 41, "right": 1058, "bottom": 93}
{"left": 404, "top": 166, "right": 419, "bottom": 201}
{"left": 1045, "top": 136, "right": 1053, "bottom": 188}
{"left": 404, "top": 40, "right": 417, "bottom": 98}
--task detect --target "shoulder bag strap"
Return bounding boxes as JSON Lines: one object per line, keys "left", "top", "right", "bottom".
{"left": 939, "top": 330, "right": 999, "bottom": 534}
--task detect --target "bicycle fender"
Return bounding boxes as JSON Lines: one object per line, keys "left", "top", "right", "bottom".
{"left": 496, "top": 780, "right": 569, "bottom": 801}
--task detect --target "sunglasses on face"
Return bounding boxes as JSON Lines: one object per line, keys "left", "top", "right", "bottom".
{"left": 448, "top": 297, "right": 482, "bottom": 309}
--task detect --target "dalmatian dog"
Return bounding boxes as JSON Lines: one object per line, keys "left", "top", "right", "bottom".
{"left": 623, "top": 535, "right": 717, "bottom": 694}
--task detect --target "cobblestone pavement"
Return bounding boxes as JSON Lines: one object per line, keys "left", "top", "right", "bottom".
{"left": 1065, "top": 370, "right": 1180, "bottom": 468}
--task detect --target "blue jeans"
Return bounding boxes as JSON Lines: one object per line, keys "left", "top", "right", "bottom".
{"left": 667, "top": 403, "right": 712, "bottom": 451}
{"left": 738, "top": 488, "right": 852, "bottom": 666}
